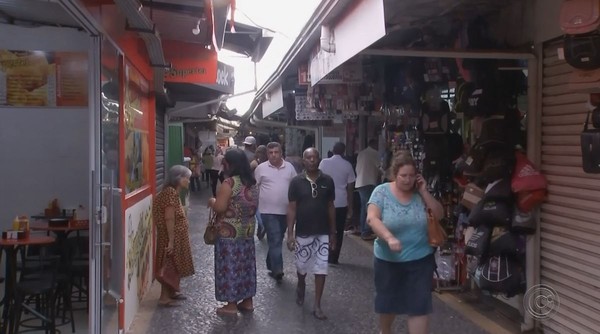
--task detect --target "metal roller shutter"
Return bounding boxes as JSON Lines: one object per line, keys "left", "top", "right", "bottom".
{"left": 156, "top": 107, "right": 166, "bottom": 190}
{"left": 540, "top": 42, "right": 600, "bottom": 334}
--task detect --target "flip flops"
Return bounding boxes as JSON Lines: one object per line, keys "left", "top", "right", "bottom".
{"left": 170, "top": 293, "right": 188, "bottom": 300}
{"left": 216, "top": 307, "right": 238, "bottom": 317}
{"left": 236, "top": 303, "right": 254, "bottom": 314}
{"left": 312, "top": 309, "right": 327, "bottom": 320}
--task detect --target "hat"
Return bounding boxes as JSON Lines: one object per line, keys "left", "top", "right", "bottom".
{"left": 243, "top": 136, "right": 256, "bottom": 146}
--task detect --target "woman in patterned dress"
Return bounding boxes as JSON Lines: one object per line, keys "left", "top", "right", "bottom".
{"left": 153, "top": 165, "right": 196, "bottom": 307}
{"left": 208, "top": 148, "right": 259, "bottom": 316}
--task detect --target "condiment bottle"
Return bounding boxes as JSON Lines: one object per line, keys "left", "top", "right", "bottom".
{"left": 12, "top": 216, "right": 20, "bottom": 230}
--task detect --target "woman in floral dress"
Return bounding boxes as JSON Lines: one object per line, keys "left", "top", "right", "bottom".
{"left": 153, "top": 165, "right": 195, "bottom": 307}
{"left": 208, "top": 148, "right": 259, "bottom": 316}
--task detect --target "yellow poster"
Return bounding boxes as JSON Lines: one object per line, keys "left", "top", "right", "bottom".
{"left": 0, "top": 50, "right": 87, "bottom": 107}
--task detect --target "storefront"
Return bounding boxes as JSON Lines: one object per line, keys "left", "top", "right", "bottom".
{"left": 0, "top": 0, "right": 270, "bottom": 333}
{"left": 244, "top": 0, "right": 600, "bottom": 332}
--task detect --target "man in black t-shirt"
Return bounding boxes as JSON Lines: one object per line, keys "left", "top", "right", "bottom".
{"left": 286, "top": 147, "right": 336, "bottom": 320}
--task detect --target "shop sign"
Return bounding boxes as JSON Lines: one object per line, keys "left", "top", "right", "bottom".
{"left": 309, "top": 0, "right": 385, "bottom": 85}
{"left": 0, "top": 50, "right": 88, "bottom": 107}
{"left": 214, "top": 61, "right": 235, "bottom": 94}
{"left": 162, "top": 40, "right": 218, "bottom": 84}
{"left": 262, "top": 84, "right": 284, "bottom": 118}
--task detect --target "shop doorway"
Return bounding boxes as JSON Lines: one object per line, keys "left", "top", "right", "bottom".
{"left": 94, "top": 37, "right": 125, "bottom": 333}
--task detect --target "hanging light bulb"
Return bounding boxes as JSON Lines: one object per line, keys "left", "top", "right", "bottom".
{"left": 192, "top": 20, "right": 201, "bottom": 35}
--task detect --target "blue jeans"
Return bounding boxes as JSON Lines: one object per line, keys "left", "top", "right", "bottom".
{"left": 255, "top": 210, "right": 264, "bottom": 232}
{"left": 261, "top": 214, "right": 287, "bottom": 274}
{"left": 357, "top": 185, "right": 375, "bottom": 237}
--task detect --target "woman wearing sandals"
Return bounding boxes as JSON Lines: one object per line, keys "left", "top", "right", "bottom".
{"left": 367, "top": 152, "right": 443, "bottom": 334}
{"left": 208, "top": 149, "right": 259, "bottom": 316}
{"left": 152, "top": 165, "right": 196, "bottom": 307}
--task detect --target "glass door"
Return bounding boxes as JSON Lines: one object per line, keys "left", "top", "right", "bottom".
{"left": 93, "top": 37, "right": 124, "bottom": 334}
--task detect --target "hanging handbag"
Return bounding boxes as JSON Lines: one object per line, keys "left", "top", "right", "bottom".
{"left": 155, "top": 253, "right": 180, "bottom": 292}
{"left": 203, "top": 208, "right": 218, "bottom": 245}
{"left": 581, "top": 108, "right": 600, "bottom": 173}
{"left": 427, "top": 208, "right": 447, "bottom": 248}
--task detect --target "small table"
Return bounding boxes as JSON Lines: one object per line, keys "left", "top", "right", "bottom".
{"left": 0, "top": 236, "right": 56, "bottom": 334}
{"left": 30, "top": 220, "right": 89, "bottom": 265}
{"left": 30, "top": 220, "right": 89, "bottom": 236}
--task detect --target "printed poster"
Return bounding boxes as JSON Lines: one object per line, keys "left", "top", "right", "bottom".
{"left": 0, "top": 50, "right": 87, "bottom": 107}
{"left": 124, "top": 63, "right": 151, "bottom": 194}
{"left": 124, "top": 195, "right": 153, "bottom": 329}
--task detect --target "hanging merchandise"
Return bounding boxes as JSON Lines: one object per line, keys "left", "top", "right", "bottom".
{"left": 484, "top": 179, "right": 513, "bottom": 201}
{"left": 421, "top": 87, "right": 450, "bottom": 134}
{"left": 511, "top": 209, "right": 537, "bottom": 234}
{"left": 461, "top": 183, "right": 484, "bottom": 210}
{"left": 560, "top": 0, "right": 600, "bottom": 70}
{"left": 510, "top": 151, "right": 545, "bottom": 192}
{"left": 468, "top": 199, "right": 513, "bottom": 228}
{"left": 489, "top": 227, "right": 522, "bottom": 256}
{"left": 580, "top": 107, "right": 600, "bottom": 173}
{"left": 474, "top": 255, "right": 524, "bottom": 297}
{"left": 435, "top": 248, "right": 456, "bottom": 281}
{"left": 465, "top": 225, "right": 492, "bottom": 257}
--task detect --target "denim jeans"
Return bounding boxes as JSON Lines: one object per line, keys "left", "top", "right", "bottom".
{"left": 255, "top": 210, "right": 264, "bottom": 232}
{"left": 357, "top": 185, "right": 375, "bottom": 237}
{"left": 261, "top": 214, "right": 287, "bottom": 274}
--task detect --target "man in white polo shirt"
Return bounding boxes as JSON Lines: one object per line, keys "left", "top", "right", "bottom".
{"left": 255, "top": 142, "right": 297, "bottom": 281}
{"left": 318, "top": 142, "right": 355, "bottom": 264}
{"left": 355, "top": 138, "right": 381, "bottom": 240}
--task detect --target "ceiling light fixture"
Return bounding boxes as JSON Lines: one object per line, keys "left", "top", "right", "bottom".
{"left": 192, "top": 20, "right": 201, "bottom": 35}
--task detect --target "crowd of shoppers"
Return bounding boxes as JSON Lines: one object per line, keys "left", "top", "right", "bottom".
{"left": 153, "top": 137, "right": 442, "bottom": 334}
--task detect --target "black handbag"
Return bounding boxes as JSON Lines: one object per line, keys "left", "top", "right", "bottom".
{"left": 564, "top": 33, "right": 600, "bottom": 70}
{"left": 581, "top": 108, "right": 600, "bottom": 173}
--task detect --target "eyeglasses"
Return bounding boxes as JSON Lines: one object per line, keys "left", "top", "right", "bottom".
{"left": 310, "top": 181, "right": 318, "bottom": 198}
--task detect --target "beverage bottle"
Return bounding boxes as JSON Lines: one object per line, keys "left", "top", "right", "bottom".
{"left": 12, "top": 216, "right": 20, "bottom": 230}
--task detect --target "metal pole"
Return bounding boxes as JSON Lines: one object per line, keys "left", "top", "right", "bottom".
{"left": 521, "top": 56, "right": 540, "bottom": 333}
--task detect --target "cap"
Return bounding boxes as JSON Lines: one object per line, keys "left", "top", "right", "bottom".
{"left": 243, "top": 136, "right": 256, "bottom": 146}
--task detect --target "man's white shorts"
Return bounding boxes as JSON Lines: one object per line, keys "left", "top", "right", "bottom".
{"left": 295, "top": 235, "right": 329, "bottom": 275}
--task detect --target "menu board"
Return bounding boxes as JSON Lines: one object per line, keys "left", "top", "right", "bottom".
{"left": 0, "top": 50, "right": 88, "bottom": 107}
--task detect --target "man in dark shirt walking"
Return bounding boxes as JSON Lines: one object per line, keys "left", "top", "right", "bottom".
{"left": 286, "top": 147, "right": 336, "bottom": 320}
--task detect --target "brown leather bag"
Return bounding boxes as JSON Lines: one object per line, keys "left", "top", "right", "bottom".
{"left": 427, "top": 208, "right": 447, "bottom": 248}
{"left": 156, "top": 253, "right": 180, "bottom": 291}
{"left": 203, "top": 208, "right": 218, "bottom": 245}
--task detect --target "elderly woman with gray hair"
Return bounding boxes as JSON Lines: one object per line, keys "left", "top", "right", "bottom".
{"left": 152, "top": 165, "right": 196, "bottom": 307}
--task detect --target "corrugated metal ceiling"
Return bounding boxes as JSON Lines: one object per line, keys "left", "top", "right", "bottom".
{"left": 0, "top": 0, "right": 79, "bottom": 27}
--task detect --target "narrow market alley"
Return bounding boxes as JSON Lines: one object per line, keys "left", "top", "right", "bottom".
{"left": 128, "top": 191, "right": 491, "bottom": 334}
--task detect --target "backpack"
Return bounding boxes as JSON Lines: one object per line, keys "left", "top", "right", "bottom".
{"left": 561, "top": 0, "right": 600, "bottom": 70}
{"left": 421, "top": 100, "right": 450, "bottom": 134}
{"left": 474, "top": 255, "right": 524, "bottom": 297}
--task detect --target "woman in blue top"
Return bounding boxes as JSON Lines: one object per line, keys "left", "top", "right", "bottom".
{"left": 367, "top": 152, "right": 443, "bottom": 334}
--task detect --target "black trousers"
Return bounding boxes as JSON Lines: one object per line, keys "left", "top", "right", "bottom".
{"left": 329, "top": 207, "right": 348, "bottom": 264}
{"left": 208, "top": 170, "right": 220, "bottom": 196}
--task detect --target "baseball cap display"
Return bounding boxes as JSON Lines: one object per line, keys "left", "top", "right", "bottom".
{"left": 243, "top": 136, "right": 256, "bottom": 145}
